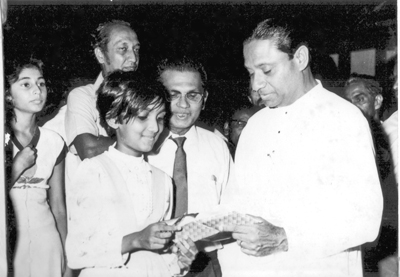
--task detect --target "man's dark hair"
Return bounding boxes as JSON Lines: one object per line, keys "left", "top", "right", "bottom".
{"left": 92, "top": 20, "right": 133, "bottom": 53}
{"left": 97, "top": 70, "right": 167, "bottom": 136}
{"left": 244, "top": 17, "right": 310, "bottom": 59}
{"left": 157, "top": 57, "right": 208, "bottom": 90}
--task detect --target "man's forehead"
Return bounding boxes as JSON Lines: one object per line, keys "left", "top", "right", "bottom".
{"left": 345, "top": 82, "right": 371, "bottom": 96}
{"left": 108, "top": 25, "right": 138, "bottom": 44}
{"left": 244, "top": 39, "right": 287, "bottom": 68}
{"left": 161, "top": 70, "right": 203, "bottom": 89}
{"left": 233, "top": 111, "right": 251, "bottom": 121}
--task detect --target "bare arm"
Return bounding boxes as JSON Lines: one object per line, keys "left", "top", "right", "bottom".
{"left": 72, "top": 133, "right": 115, "bottom": 160}
{"left": 48, "top": 160, "right": 73, "bottom": 276}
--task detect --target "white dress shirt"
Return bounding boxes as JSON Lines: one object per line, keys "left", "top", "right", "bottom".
{"left": 147, "top": 125, "right": 234, "bottom": 214}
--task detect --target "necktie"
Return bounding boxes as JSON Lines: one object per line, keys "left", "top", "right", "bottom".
{"left": 171, "top": 136, "right": 188, "bottom": 217}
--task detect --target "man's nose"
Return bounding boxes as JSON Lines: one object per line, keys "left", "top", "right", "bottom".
{"left": 177, "top": 94, "right": 190, "bottom": 108}
{"left": 126, "top": 49, "right": 138, "bottom": 63}
{"left": 251, "top": 72, "right": 267, "bottom": 93}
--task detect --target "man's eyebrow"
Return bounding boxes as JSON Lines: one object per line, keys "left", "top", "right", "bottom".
{"left": 245, "top": 62, "right": 273, "bottom": 70}
{"left": 169, "top": 89, "right": 201, "bottom": 93}
{"left": 113, "top": 40, "right": 140, "bottom": 47}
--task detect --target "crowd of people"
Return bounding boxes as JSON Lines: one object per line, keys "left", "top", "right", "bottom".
{"left": 4, "top": 16, "right": 398, "bottom": 277}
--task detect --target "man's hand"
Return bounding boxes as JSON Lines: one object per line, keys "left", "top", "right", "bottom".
{"left": 222, "top": 214, "right": 288, "bottom": 257}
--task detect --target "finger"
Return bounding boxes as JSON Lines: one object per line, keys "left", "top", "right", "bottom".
{"left": 240, "top": 245, "right": 277, "bottom": 257}
{"left": 223, "top": 223, "right": 256, "bottom": 235}
{"left": 157, "top": 230, "right": 174, "bottom": 239}
{"left": 175, "top": 239, "right": 196, "bottom": 259}
{"left": 231, "top": 231, "right": 250, "bottom": 242}
{"left": 158, "top": 223, "right": 181, "bottom": 232}
{"left": 177, "top": 259, "right": 188, "bottom": 270}
{"left": 245, "top": 214, "right": 265, "bottom": 223}
{"left": 178, "top": 253, "right": 192, "bottom": 267}
{"left": 237, "top": 240, "right": 253, "bottom": 251}
{"left": 171, "top": 244, "right": 179, "bottom": 254}
{"left": 26, "top": 144, "right": 36, "bottom": 151}
{"left": 181, "top": 236, "right": 197, "bottom": 255}
{"left": 240, "top": 246, "right": 260, "bottom": 257}
{"left": 151, "top": 237, "right": 171, "bottom": 248}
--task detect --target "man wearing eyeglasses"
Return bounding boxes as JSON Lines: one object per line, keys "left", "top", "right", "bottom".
{"left": 147, "top": 57, "right": 234, "bottom": 277}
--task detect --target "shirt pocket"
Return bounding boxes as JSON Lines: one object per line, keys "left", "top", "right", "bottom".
{"left": 189, "top": 173, "right": 220, "bottom": 212}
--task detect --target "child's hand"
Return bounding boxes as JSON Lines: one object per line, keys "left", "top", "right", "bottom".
{"left": 13, "top": 145, "right": 37, "bottom": 172}
{"left": 172, "top": 236, "right": 198, "bottom": 271}
{"left": 135, "top": 222, "right": 180, "bottom": 250}
{"left": 12, "top": 145, "right": 37, "bottom": 183}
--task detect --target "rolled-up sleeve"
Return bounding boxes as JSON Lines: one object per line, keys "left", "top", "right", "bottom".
{"left": 65, "top": 87, "right": 99, "bottom": 147}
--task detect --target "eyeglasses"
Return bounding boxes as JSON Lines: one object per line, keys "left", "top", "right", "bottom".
{"left": 230, "top": 120, "right": 247, "bottom": 128}
{"left": 166, "top": 92, "right": 204, "bottom": 103}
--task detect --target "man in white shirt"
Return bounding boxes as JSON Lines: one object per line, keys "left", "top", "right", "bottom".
{"left": 147, "top": 57, "right": 234, "bottom": 277}
{"left": 219, "top": 17, "right": 383, "bottom": 277}
{"left": 64, "top": 20, "right": 140, "bottom": 187}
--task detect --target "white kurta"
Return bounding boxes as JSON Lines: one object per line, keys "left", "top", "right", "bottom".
{"left": 66, "top": 147, "right": 179, "bottom": 276}
{"left": 219, "top": 82, "right": 383, "bottom": 277}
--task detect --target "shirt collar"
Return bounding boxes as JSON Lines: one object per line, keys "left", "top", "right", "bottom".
{"left": 152, "top": 125, "right": 198, "bottom": 153}
{"left": 265, "top": 79, "right": 323, "bottom": 113}
{"left": 11, "top": 126, "right": 40, "bottom": 151}
{"left": 107, "top": 144, "right": 145, "bottom": 167}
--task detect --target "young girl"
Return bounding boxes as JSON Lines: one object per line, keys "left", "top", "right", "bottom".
{"left": 66, "top": 71, "right": 197, "bottom": 277}
{"left": 5, "top": 58, "right": 72, "bottom": 277}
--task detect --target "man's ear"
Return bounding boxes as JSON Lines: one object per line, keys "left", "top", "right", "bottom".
{"left": 293, "top": 45, "right": 310, "bottom": 72}
{"left": 202, "top": 90, "right": 209, "bottom": 110}
{"left": 106, "top": 118, "right": 119, "bottom": 130}
{"left": 95, "top": 47, "right": 106, "bottom": 65}
{"left": 374, "top": 94, "right": 383, "bottom": 111}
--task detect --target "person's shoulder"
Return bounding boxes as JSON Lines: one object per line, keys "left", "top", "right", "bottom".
{"left": 39, "top": 126, "right": 65, "bottom": 144}
{"left": 80, "top": 152, "right": 108, "bottom": 171}
{"left": 194, "top": 125, "right": 230, "bottom": 151}
{"left": 314, "top": 86, "right": 365, "bottom": 118}
{"left": 67, "top": 82, "right": 96, "bottom": 101}
{"left": 195, "top": 125, "right": 224, "bottom": 141}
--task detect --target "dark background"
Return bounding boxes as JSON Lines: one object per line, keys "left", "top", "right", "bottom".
{"left": 4, "top": 1, "right": 397, "bottom": 127}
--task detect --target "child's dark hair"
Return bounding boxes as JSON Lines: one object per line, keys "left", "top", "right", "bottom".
{"left": 97, "top": 70, "right": 167, "bottom": 136}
